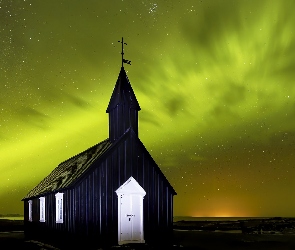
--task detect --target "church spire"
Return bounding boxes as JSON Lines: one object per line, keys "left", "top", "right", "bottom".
{"left": 106, "top": 39, "right": 140, "bottom": 142}
{"left": 106, "top": 67, "right": 140, "bottom": 112}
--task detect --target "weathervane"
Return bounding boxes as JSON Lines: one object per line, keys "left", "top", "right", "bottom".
{"left": 118, "top": 37, "right": 131, "bottom": 67}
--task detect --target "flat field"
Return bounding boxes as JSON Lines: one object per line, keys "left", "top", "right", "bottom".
{"left": 1, "top": 218, "right": 295, "bottom": 249}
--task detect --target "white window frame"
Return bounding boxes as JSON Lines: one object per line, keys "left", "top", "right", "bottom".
{"left": 55, "top": 192, "right": 64, "bottom": 223}
{"left": 39, "top": 197, "right": 45, "bottom": 222}
{"left": 28, "top": 200, "right": 32, "bottom": 222}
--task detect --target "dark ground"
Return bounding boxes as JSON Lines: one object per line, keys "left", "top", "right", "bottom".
{"left": 1, "top": 219, "right": 295, "bottom": 249}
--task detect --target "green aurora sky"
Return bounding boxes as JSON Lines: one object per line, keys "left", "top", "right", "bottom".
{"left": 1, "top": 0, "right": 295, "bottom": 217}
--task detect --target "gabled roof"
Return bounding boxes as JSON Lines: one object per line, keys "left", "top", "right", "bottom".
{"left": 23, "top": 128, "right": 176, "bottom": 200}
{"left": 22, "top": 139, "right": 112, "bottom": 200}
{"left": 106, "top": 67, "right": 141, "bottom": 112}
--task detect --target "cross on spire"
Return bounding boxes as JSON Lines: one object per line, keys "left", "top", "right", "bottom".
{"left": 118, "top": 37, "right": 131, "bottom": 67}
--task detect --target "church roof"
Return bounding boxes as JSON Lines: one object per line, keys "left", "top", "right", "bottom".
{"left": 23, "top": 128, "right": 176, "bottom": 200}
{"left": 106, "top": 67, "right": 141, "bottom": 112}
{"left": 22, "top": 139, "right": 112, "bottom": 199}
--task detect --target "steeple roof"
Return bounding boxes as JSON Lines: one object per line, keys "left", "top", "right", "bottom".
{"left": 106, "top": 67, "right": 140, "bottom": 113}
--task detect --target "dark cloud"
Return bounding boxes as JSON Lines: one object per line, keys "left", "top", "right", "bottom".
{"left": 139, "top": 109, "right": 161, "bottom": 127}
{"left": 65, "top": 93, "right": 90, "bottom": 109}
{"left": 164, "top": 95, "right": 186, "bottom": 117}
{"left": 269, "top": 51, "right": 295, "bottom": 83}
{"left": 222, "top": 82, "right": 247, "bottom": 106}
{"left": 210, "top": 105, "right": 240, "bottom": 123}
{"left": 204, "top": 81, "right": 246, "bottom": 123}
{"left": 17, "top": 107, "right": 51, "bottom": 130}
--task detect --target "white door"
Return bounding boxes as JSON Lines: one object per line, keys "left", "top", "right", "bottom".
{"left": 119, "top": 194, "right": 142, "bottom": 242}
{"left": 115, "top": 176, "right": 146, "bottom": 245}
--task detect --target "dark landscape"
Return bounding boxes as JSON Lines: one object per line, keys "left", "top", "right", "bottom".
{"left": 1, "top": 218, "right": 295, "bottom": 249}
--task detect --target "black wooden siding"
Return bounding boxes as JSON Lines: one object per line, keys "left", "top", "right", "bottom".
{"left": 109, "top": 105, "right": 139, "bottom": 142}
{"left": 24, "top": 131, "right": 174, "bottom": 247}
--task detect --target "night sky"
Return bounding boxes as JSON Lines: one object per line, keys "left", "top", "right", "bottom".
{"left": 1, "top": 0, "right": 295, "bottom": 217}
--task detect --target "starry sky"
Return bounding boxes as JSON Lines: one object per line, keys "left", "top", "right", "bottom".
{"left": 1, "top": 0, "right": 295, "bottom": 217}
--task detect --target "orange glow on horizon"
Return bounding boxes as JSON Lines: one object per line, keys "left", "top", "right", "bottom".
{"left": 192, "top": 210, "right": 255, "bottom": 218}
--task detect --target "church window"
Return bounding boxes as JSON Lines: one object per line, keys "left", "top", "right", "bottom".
{"left": 39, "top": 197, "right": 45, "bottom": 222}
{"left": 55, "top": 192, "right": 64, "bottom": 223}
{"left": 28, "top": 200, "right": 32, "bottom": 222}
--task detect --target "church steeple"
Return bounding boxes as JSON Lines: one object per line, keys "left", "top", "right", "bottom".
{"left": 106, "top": 66, "right": 140, "bottom": 142}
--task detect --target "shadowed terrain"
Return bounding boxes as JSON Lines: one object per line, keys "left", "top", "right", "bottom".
{"left": 1, "top": 218, "right": 295, "bottom": 249}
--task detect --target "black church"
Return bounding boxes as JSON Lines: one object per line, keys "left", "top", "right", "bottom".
{"left": 22, "top": 44, "right": 176, "bottom": 247}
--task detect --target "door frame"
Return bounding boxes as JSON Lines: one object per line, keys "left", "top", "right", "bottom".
{"left": 115, "top": 176, "right": 146, "bottom": 245}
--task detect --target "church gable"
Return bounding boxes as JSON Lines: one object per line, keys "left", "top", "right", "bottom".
{"left": 67, "top": 127, "right": 176, "bottom": 198}
{"left": 106, "top": 128, "right": 176, "bottom": 195}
